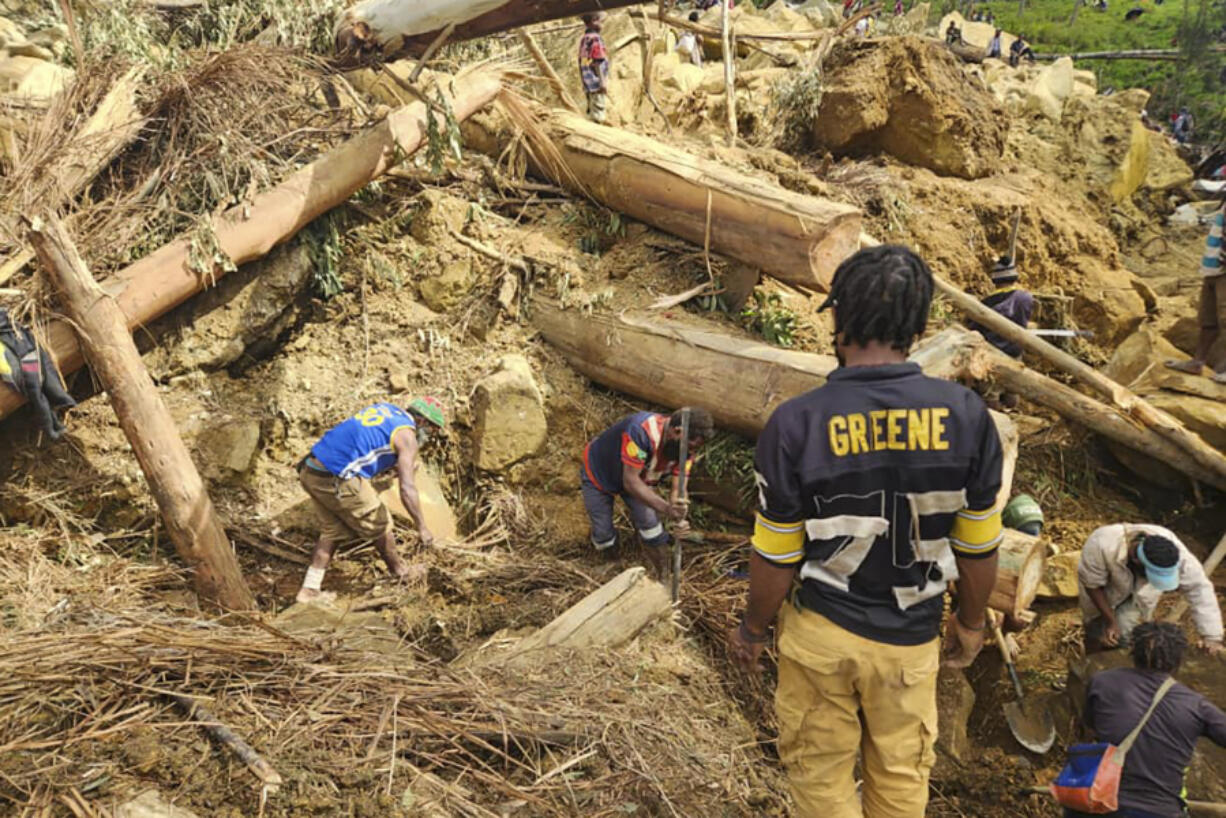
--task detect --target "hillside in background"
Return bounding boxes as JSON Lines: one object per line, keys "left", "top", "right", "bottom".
{"left": 955, "top": 0, "right": 1225, "bottom": 141}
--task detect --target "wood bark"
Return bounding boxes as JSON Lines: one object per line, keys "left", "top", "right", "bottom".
{"left": 932, "top": 275, "right": 1226, "bottom": 490}
{"left": 0, "top": 69, "right": 505, "bottom": 422}
{"left": 987, "top": 530, "right": 1046, "bottom": 619}
{"left": 502, "top": 567, "right": 670, "bottom": 663}
{"left": 28, "top": 216, "right": 255, "bottom": 611}
{"left": 478, "top": 109, "right": 862, "bottom": 292}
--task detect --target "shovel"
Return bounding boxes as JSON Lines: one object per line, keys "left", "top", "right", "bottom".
{"left": 994, "top": 617, "right": 1056, "bottom": 754}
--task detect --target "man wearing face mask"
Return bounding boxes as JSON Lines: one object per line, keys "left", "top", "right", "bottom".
{"left": 580, "top": 408, "right": 714, "bottom": 565}
{"left": 295, "top": 397, "right": 446, "bottom": 603}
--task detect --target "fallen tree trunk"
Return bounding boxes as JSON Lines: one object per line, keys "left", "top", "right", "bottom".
{"left": 29, "top": 215, "right": 255, "bottom": 612}
{"left": 473, "top": 109, "right": 862, "bottom": 291}
{"left": 988, "top": 530, "right": 1045, "bottom": 619}
{"left": 334, "top": 0, "right": 644, "bottom": 63}
{"left": 0, "top": 69, "right": 505, "bottom": 423}
{"left": 932, "top": 274, "right": 1226, "bottom": 491}
{"left": 502, "top": 567, "right": 671, "bottom": 663}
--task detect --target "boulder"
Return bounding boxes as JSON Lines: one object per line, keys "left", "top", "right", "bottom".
{"left": 810, "top": 37, "right": 1007, "bottom": 179}
{"left": 0, "top": 54, "right": 70, "bottom": 98}
{"left": 145, "top": 243, "right": 311, "bottom": 377}
{"left": 410, "top": 189, "right": 469, "bottom": 245}
{"left": 791, "top": 0, "right": 841, "bottom": 27}
{"left": 935, "top": 667, "right": 976, "bottom": 763}
{"left": 1103, "top": 329, "right": 1226, "bottom": 488}
{"left": 885, "top": 2, "right": 930, "bottom": 36}
{"left": 1037, "top": 551, "right": 1079, "bottom": 599}
{"left": 471, "top": 355, "right": 548, "bottom": 471}
{"left": 195, "top": 418, "right": 261, "bottom": 482}
{"left": 1024, "top": 57, "right": 1074, "bottom": 120}
{"left": 419, "top": 259, "right": 473, "bottom": 312}
{"left": 115, "top": 790, "right": 201, "bottom": 818}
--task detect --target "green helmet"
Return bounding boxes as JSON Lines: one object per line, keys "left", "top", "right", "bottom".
{"left": 1003, "top": 494, "right": 1043, "bottom": 535}
{"left": 408, "top": 396, "right": 446, "bottom": 429}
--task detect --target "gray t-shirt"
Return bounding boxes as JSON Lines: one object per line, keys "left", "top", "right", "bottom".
{"left": 1085, "top": 667, "right": 1226, "bottom": 816}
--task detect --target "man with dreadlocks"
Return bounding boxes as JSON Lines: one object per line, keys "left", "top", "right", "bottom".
{"left": 727, "top": 245, "right": 1004, "bottom": 817}
{"left": 1072, "top": 622, "right": 1226, "bottom": 818}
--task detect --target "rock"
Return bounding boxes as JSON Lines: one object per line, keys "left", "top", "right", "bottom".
{"left": 0, "top": 54, "right": 71, "bottom": 98}
{"left": 811, "top": 37, "right": 1007, "bottom": 180}
{"left": 1103, "top": 329, "right": 1226, "bottom": 488}
{"left": 1145, "top": 130, "right": 1194, "bottom": 191}
{"left": 145, "top": 243, "right": 311, "bottom": 378}
{"left": 419, "top": 259, "right": 473, "bottom": 312}
{"left": 1037, "top": 551, "right": 1079, "bottom": 599}
{"left": 0, "top": 16, "right": 25, "bottom": 47}
{"left": 410, "top": 189, "right": 469, "bottom": 245}
{"left": 1025, "top": 57, "right": 1074, "bottom": 120}
{"left": 471, "top": 355, "right": 548, "bottom": 471}
{"left": 884, "top": 2, "right": 930, "bottom": 36}
{"left": 1071, "top": 257, "right": 1147, "bottom": 345}
{"left": 382, "top": 463, "right": 458, "bottom": 541}
{"left": 115, "top": 790, "right": 201, "bottom": 818}
{"left": 791, "top": 0, "right": 841, "bottom": 27}
{"left": 195, "top": 419, "right": 261, "bottom": 482}
{"left": 935, "top": 667, "right": 976, "bottom": 763}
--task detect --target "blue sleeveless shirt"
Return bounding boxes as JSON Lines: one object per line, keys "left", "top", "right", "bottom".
{"left": 311, "top": 403, "right": 416, "bottom": 480}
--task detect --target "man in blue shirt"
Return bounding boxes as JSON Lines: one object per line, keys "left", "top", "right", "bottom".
{"left": 295, "top": 397, "right": 446, "bottom": 603}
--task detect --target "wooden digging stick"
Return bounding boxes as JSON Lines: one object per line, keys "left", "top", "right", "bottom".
{"left": 672, "top": 408, "right": 691, "bottom": 603}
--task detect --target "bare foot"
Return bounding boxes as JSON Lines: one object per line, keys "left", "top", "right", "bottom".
{"left": 1165, "top": 359, "right": 1205, "bottom": 375}
{"left": 295, "top": 588, "right": 336, "bottom": 604}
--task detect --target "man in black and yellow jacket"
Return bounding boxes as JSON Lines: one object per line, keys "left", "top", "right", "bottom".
{"left": 727, "top": 245, "right": 1003, "bottom": 818}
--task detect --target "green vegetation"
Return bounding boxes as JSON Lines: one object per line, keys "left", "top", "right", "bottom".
{"left": 740, "top": 290, "right": 800, "bottom": 347}
{"left": 970, "top": 0, "right": 1225, "bottom": 140}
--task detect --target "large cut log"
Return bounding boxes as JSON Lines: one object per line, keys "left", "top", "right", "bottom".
{"left": 501, "top": 567, "right": 671, "bottom": 664}
{"left": 0, "top": 69, "right": 505, "bottom": 423}
{"left": 334, "top": 0, "right": 644, "bottom": 64}
{"left": 29, "top": 216, "right": 255, "bottom": 611}
{"left": 987, "top": 530, "right": 1045, "bottom": 619}
{"left": 531, "top": 303, "right": 1030, "bottom": 612}
{"left": 469, "top": 110, "right": 862, "bottom": 292}
{"left": 931, "top": 274, "right": 1226, "bottom": 491}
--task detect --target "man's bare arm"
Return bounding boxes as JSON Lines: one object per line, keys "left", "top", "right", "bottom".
{"left": 622, "top": 464, "right": 679, "bottom": 518}
{"left": 953, "top": 552, "right": 998, "bottom": 628}
{"left": 744, "top": 552, "right": 796, "bottom": 634}
{"left": 393, "top": 430, "right": 433, "bottom": 544}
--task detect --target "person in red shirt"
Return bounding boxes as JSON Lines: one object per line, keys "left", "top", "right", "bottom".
{"left": 578, "top": 13, "right": 610, "bottom": 124}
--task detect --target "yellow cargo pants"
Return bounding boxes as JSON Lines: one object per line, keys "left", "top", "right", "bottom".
{"left": 775, "top": 604, "right": 940, "bottom": 818}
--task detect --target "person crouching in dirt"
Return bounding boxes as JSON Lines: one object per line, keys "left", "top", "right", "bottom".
{"left": 967, "top": 255, "right": 1034, "bottom": 359}
{"left": 1078, "top": 523, "right": 1223, "bottom": 657}
{"left": 295, "top": 398, "right": 446, "bottom": 604}
{"left": 580, "top": 408, "right": 713, "bottom": 572}
{"left": 945, "top": 20, "right": 962, "bottom": 44}
{"left": 1068, "top": 623, "right": 1226, "bottom": 818}
{"left": 728, "top": 245, "right": 1004, "bottom": 818}
{"left": 578, "top": 12, "right": 610, "bottom": 125}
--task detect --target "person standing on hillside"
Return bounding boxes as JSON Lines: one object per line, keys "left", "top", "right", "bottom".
{"left": 578, "top": 12, "right": 610, "bottom": 124}
{"left": 675, "top": 12, "right": 704, "bottom": 66}
{"left": 1078, "top": 523, "right": 1223, "bottom": 656}
{"left": 1166, "top": 194, "right": 1226, "bottom": 383}
{"left": 727, "top": 245, "right": 1004, "bottom": 818}
{"left": 580, "top": 408, "right": 713, "bottom": 568}
{"left": 295, "top": 398, "right": 446, "bottom": 603}
{"left": 1068, "top": 622, "right": 1226, "bottom": 818}
{"left": 986, "top": 28, "right": 1003, "bottom": 58}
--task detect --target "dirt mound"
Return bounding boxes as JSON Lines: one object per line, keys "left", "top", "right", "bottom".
{"left": 811, "top": 37, "right": 1007, "bottom": 180}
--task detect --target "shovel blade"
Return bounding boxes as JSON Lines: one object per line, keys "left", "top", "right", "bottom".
{"left": 1004, "top": 700, "right": 1056, "bottom": 754}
